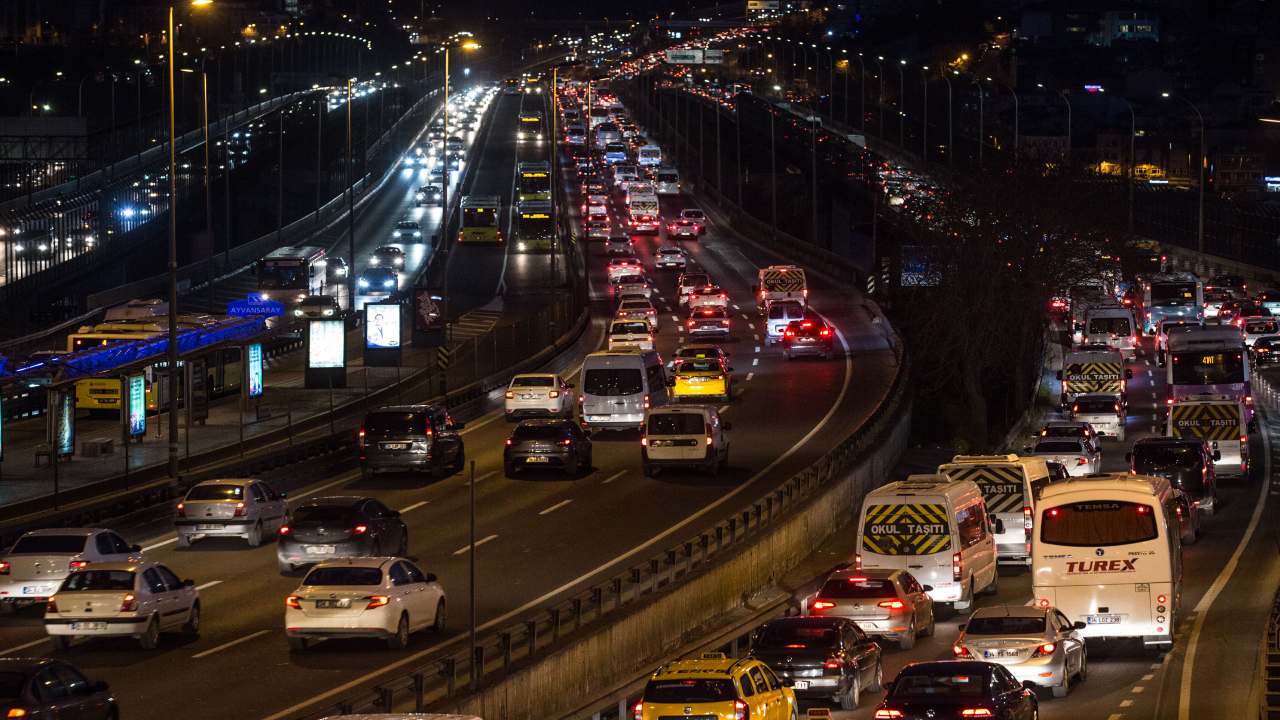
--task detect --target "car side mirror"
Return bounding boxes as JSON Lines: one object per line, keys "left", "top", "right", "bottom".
{"left": 1213, "top": 450, "right": 1221, "bottom": 461}
{"left": 131, "top": 544, "right": 143, "bottom": 553}
{"left": 1022, "top": 681, "right": 1038, "bottom": 690}
{"left": 1073, "top": 621, "right": 1087, "bottom": 630}
{"left": 956, "top": 623, "right": 965, "bottom": 632}
{"left": 1023, "top": 446, "right": 1033, "bottom": 454}
{"left": 93, "top": 681, "right": 110, "bottom": 693}
{"left": 1126, "top": 369, "right": 1134, "bottom": 379}
{"left": 923, "top": 585, "right": 934, "bottom": 593}
{"left": 1125, "top": 452, "right": 1132, "bottom": 462}
{"left": 183, "top": 579, "right": 195, "bottom": 588}
{"left": 1055, "top": 370, "right": 1063, "bottom": 380}
{"left": 722, "top": 421, "right": 733, "bottom": 431}
{"left": 567, "top": 382, "right": 575, "bottom": 389}
{"left": 426, "top": 573, "right": 438, "bottom": 583}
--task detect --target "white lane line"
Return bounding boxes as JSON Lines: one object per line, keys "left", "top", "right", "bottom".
{"left": 539, "top": 500, "right": 573, "bottom": 515}
{"left": 400, "top": 501, "right": 429, "bottom": 513}
{"left": 453, "top": 534, "right": 498, "bottom": 554}
{"left": 671, "top": 315, "right": 679, "bottom": 322}
{"left": 1178, "top": 406, "right": 1272, "bottom": 720}
{"left": 754, "top": 334, "right": 760, "bottom": 341}
{"left": 460, "top": 412, "right": 505, "bottom": 435}
{"left": 1148, "top": 370, "right": 1153, "bottom": 376}
{"left": 719, "top": 405, "right": 729, "bottom": 413}
{"left": 754, "top": 346, "right": 761, "bottom": 353}
{"left": 1152, "top": 413, "right": 1158, "bottom": 420}
{"left": 143, "top": 538, "right": 179, "bottom": 552}
{"left": 753, "top": 358, "right": 759, "bottom": 366}
{"left": 1142, "top": 674, "right": 1154, "bottom": 681}
{"left": 1133, "top": 687, "right": 1145, "bottom": 693}
{"left": 746, "top": 373, "right": 754, "bottom": 380}
{"left": 1107, "top": 715, "right": 1124, "bottom": 720}
{"left": 1121, "top": 700, "right": 1134, "bottom": 707}
{"left": 0, "top": 638, "right": 48, "bottom": 656}
{"left": 732, "top": 304, "right": 740, "bottom": 310}
{"left": 195, "top": 580, "right": 222, "bottom": 591}
{"left": 191, "top": 629, "right": 272, "bottom": 659}
{"left": 258, "top": 284, "right": 860, "bottom": 720}
{"left": 748, "top": 323, "right": 755, "bottom": 329}
{"left": 464, "top": 471, "right": 496, "bottom": 486}
{"left": 741, "top": 314, "right": 749, "bottom": 320}
{"left": 602, "top": 471, "right": 626, "bottom": 484}
{"left": 291, "top": 475, "right": 353, "bottom": 500}
{"left": 665, "top": 306, "right": 672, "bottom": 312}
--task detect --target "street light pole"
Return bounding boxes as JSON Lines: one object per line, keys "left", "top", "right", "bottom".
{"left": 874, "top": 57, "right": 885, "bottom": 140}
{"left": 1163, "top": 92, "right": 1204, "bottom": 266}
{"left": 1106, "top": 91, "right": 1137, "bottom": 233}
{"left": 203, "top": 70, "right": 214, "bottom": 314}
{"left": 1038, "top": 84, "right": 1071, "bottom": 158}
{"left": 987, "top": 77, "right": 1018, "bottom": 157}
{"left": 944, "top": 73, "right": 953, "bottom": 165}
{"left": 917, "top": 66, "right": 928, "bottom": 162}
{"left": 896, "top": 60, "right": 905, "bottom": 149}
{"left": 346, "top": 77, "right": 355, "bottom": 304}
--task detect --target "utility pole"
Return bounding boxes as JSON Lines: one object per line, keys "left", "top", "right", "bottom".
{"left": 346, "top": 78, "right": 355, "bottom": 305}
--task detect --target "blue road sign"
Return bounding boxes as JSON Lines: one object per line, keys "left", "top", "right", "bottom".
{"left": 227, "top": 294, "right": 285, "bottom": 318}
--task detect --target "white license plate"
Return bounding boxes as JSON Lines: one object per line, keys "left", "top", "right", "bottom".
{"left": 792, "top": 681, "right": 809, "bottom": 690}
{"left": 984, "top": 649, "right": 1020, "bottom": 659}
{"left": 1086, "top": 615, "right": 1121, "bottom": 624}
{"left": 306, "top": 545, "right": 336, "bottom": 554}
{"left": 71, "top": 622, "right": 108, "bottom": 631}
{"left": 315, "top": 598, "right": 352, "bottom": 609}
{"left": 526, "top": 456, "right": 550, "bottom": 463}
{"left": 520, "top": 395, "right": 536, "bottom": 400}
{"left": 22, "top": 586, "right": 49, "bottom": 595}
{"left": 586, "top": 415, "right": 610, "bottom": 422}
{"left": 197, "top": 524, "right": 223, "bottom": 531}
{"left": 382, "top": 443, "right": 409, "bottom": 450}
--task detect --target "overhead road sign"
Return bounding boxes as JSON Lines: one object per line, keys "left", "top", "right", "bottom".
{"left": 227, "top": 293, "right": 285, "bottom": 318}
{"left": 665, "top": 49, "right": 704, "bottom": 64}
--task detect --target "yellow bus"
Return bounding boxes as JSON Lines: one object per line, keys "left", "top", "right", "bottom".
{"left": 458, "top": 195, "right": 503, "bottom": 243}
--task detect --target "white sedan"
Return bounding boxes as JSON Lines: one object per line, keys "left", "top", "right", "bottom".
{"left": 505, "top": 373, "right": 574, "bottom": 421}
{"left": 45, "top": 561, "right": 200, "bottom": 649}
{"left": 687, "top": 285, "right": 729, "bottom": 310}
{"left": 285, "top": 557, "right": 446, "bottom": 650}
{"left": 606, "top": 258, "right": 645, "bottom": 282}
{"left": 653, "top": 247, "right": 687, "bottom": 269}
{"left": 1024, "top": 437, "right": 1101, "bottom": 476}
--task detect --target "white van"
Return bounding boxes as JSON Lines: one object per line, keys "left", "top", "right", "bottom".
{"left": 579, "top": 350, "right": 670, "bottom": 432}
{"left": 638, "top": 144, "right": 662, "bottom": 167}
{"left": 856, "top": 475, "right": 1001, "bottom": 615}
{"left": 1167, "top": 393, "right": 1250, "bottom": 478}
{"left": 641, "top": 405, "right": 731, "bottom": 476}
{"left": 936, "top": 455, "right": 1050, "bottom": 567}
{"left": 1082, "top": 304, "right": 1137, "bottom": 359}
{"left": 1032, "top": 473, "right": 1181, "bottom": 649}
{"left": 654, "top": 167, "right": 681, "bottom": 195}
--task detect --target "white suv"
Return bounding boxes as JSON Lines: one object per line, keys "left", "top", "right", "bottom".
{"left": 764, "top": 300, "right": 808, "bottom": 346}
{"left": 505, "top": 374, "right": 575, "bottom": 421}
{"left": 641, "top": 405, "right": 731, "bottom": 476}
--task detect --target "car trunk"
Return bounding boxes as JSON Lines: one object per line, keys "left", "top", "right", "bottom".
{"left": 184, "top": 499, "right": 240, "bottom": 521}
{"left": 297, "top": 588, "right": 378, "bottom": 619}
{"left": 962, "top": 637, "right": 1042, "bottom": 663}
{"left": 6, "top": 555, "right": 77, "bottom": 583}
{"left": 53, "top": 591, "right": 129, "bottom": 619}
{"left": 288, "top": 522, "right": 358, "bottom": 545}
{"left": 752, "top": 649, "right": 828, "bottom": 679}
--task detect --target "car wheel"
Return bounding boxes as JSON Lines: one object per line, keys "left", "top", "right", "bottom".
{"left": 1052, "top": 662, "right": 1072, "bottom": 697}
{"left": 706, "top": 450, "right": 720, "bottom": 476}
{"left": 839, "top": 676, "right": 861, "bottom": 710}
{"left": 287, "top": 636, "right": 308, "bottom": 651}
{"left": 899, "top": 618, "right": 916, "bottom": 650}
{"left": 506, "top": 415, "right": 517, "bottom": 423}
{"left": 361, "top": 467, "right": 373, "bottom": 481}
{"left": 451, "top": 445, "right": 466, "bottom": 472}
{"left": 177, "top": 534, "right": 193, "bottom": 548}
{"left": 278, "top": 558, "right": 295, "bottom": 573}
{"left": 246, "top": 522, "right": 263, "bottom": 548}
{"left": 867, "top": 662, "right": 883, "bottom": 693}
{"left": 923, "top": 610, "right": 936, "bottom": 636}
{"left": 182, "top": 602, "right": 201, "bottom": 635}
{"left": 504, "top": 464, "right": 517, "bottom": 479}
{"left": 1181, "top": 522, "right": 1197, "bottom": 545}
{"left": 784, "top": 350, "right": 792, "bottom": 360}
{"left": 642, "top": 462, "right": 656, "bottom": 477}
{"left": 397, "top": 533, "right": 409, "bottom": 557}
{"left": 138, "top": 617, "right": 161, "bottom": 650}
{"left": 431, "top": 456, "right": 445, "bottom": 479}
{"left": 49, "top": 635, "right": 70, "bottom": 650}
{"left": 387, "top": 613, "right": 410, "bottom": 650}
{"left": 1077, "top": 647, "right": 1088, "bottom": 681}
{"left": 433, "top": 599, "right": 447, "bottom": 633}
{"left": 582, "top": 451, "right": 593, "bottom": 471}
{"left": 824, "top": 350, "right": 834, "bottom": 361}
{"left": 983, "top": 568, "right": 1000, "bottom": 595}
{"left": 563, "top": 452, "right": 579, "bottom": 477}
{"left": 956, "top": 581, "right": 976, "bottom": 615}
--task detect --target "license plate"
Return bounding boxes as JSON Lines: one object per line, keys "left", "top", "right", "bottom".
{"left": 71, "top": 622, "right": 108, "bottom": 631}
{"left": 306, "top": 545, "right": 336, "bottom": 554}
{"left": 526, "top": 456, "right": 550, "bottom": 463}
{"left": 197, "top": 524, "right": 224, "bottom": 531}
{"left": 586, "top": 415, "right": 609, "bottom": 422}
{"left": 792, "top": 681, "right": 809, "bottom": 690}
{"left": 315, "top": 599, "right": 352, "bottom": 609}
{"left": 22, "top": 586, "right": 49, "bottom": 595}
{"left": 1086, "top": 615, "right": 1121, "bottom": 624}
{"left": 520, "top": 394, "right": 536, "bottom": 400}
{"left": 984, "top": 649, "right": 1021, "bottom": 659}
{"left": 381, "top": 443, "right": 410, "bottom": 450}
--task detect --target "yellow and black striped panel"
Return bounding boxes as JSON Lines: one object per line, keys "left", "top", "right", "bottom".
{"left": 1063, "top": 362, "right": 1123, "bottom": 393}
{"left": 861, "top": 504, "right": 953, "bottom": 556}
{"left": 1170, "top": 403, "right": 1241, "bottom": 441}
{"left": 940, "top": 466, "right": 1026, "bottom": 513}
{"left": 760, "top": 270, "right": 805, "bottom": 292}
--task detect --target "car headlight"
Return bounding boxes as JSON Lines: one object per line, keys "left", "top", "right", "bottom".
{"left": 383, "top": 279, "right": 395, "bottom": 288}
{"left": 414, "top": 231, "right": 421, "bottom": 237}
{"left": 358, "top": 279, "right": 369, "bottom": 287}
{"left": 370, "top": 257, "right": 379, "bottom": 265}
{"left": 294, "top": 309, "right": 304, "bottom": 316}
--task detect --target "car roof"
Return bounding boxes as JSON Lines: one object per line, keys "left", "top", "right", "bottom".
{"left": 1133, "top": 436, "right": 1204, "bottom": 446}
{"left": 654, "top": 652, "right": 752, "bottom": 677}
{"left": 515, "top": 419, "right": 573, "bottom": 428}
{"left": 305, "top": 496, "right": 369, "bottom": 507}
{"left": 969, "top": 604, "right": 1047, "bottom": 619}
{"left": 648, "top": 405, "right": 714, "bottom": 415}
{"left": 192, "top": 478, "right": 252, "bottom": 486}
{"left": 69, "top": 561, "right": 147, "bottom": 573}
{"left": 0, "top": 658, "right": 61, "bottom": 671}
{"left": 830, "top": 568, "right": 898, "bottom": 580}
{"left": 512, "top": 373, "right": 556, "bottom": 379}
{"left": 307, "top": 557, "right": 392, "bottom": 570}
{"left": 761, "top": 615, "right": 849, "bottom": 628}
{"left": 22, "top": 528, "right": 98, "bottom": 538}
{"left": 899, "top": 660, "right": 994, "bottom": 676}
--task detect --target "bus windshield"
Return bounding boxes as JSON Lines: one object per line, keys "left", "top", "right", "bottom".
{"left": 1151, "top": 282, "right": 1198, "bottom": 306}
{"left": 1170, "top": 352, "right": 1245, "bottom": 386}
{"left": 519, "top": 214, "right": 554, "bottom": 238}
{"left": 259, "top": 264, "right": 308, "bottom": 289}
{"left": 1040, "top": 501, "right": 1159, "bottom": 547}
{"left": 462, "top": 208, "right": 498, "bottom": 228}
{"left": 519, "top": 175, "right": 549, "bottom": 194}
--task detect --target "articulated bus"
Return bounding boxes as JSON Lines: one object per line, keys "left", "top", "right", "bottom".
{"left": 1165, "top": 324, "right": 1251, "bottom": 415}
{"left": 517, "top": 161, "right": 551, "bottom": 204}
{"left": 515, "top": 199, "right": 555, "bottom": 252}
{"left": 459, "top": 196, "right": 503, "bottom": 243}
{"left": 258, "top": 246, "right": 329, "bottom": 306}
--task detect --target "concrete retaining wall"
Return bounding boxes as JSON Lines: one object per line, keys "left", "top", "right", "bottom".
{"left": 433, "top": 403, "right": 913, "bottom": 720}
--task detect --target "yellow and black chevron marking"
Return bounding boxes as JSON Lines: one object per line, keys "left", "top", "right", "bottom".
{"left": 1170, "top": 403, "right": 1241, "bottom": 441}
{"left": 437, "top": 346, "right": 451, "bottom": 371}
{"left": 1063, "top": 361, "right": 1123, "bottom": 392}
{"left": 940, "top": 466, "right": 1025, "bottom": 513}
{"left": 761, "top": 270, "right": 805, "bottom": 292}
{"left": 861, "top": 504, "right": 953, "bottom": 556}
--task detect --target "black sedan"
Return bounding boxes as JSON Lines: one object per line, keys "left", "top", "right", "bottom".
{"left": 1254, "top": 335, "right": 1280, "bottom": 365}
{"left": 277, "top": 496, "right": 409, "bottom": 572}
{"left": 504, "top": 419, "right": 593, "bottom": 478}
{"left": 0, "top": 658, "right": 116, "bottom": 720}
{"left": 749, "top": 616, "right": 882, "bottom": 710}
{"left": 873, "top": 661, "right": 1038, "bottom": 720}
{"left": 782, "top": 319, "right": 834, "bottom": 360}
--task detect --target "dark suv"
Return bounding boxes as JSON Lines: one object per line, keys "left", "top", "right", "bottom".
{"left": 781, "top": 318, "right": 835, "bottom": 360}
{"left": 359, "top": 404, "right": 466, "bottom": 479}
{"left": 749, "top": 616, "right": 882, "bottom": 709}
{"left": 1126, "top": 437, "right": 1218, "bottom": 514}
{"left": 277, "top": 496, "right": 408, "bottom": 572}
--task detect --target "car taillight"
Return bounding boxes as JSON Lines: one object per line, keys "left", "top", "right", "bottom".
{"left": 279, "top": 525, "right": 290, "bottom": 534}
{"left": 69, "top": 561, "right": 90, "bottom": 570}
{"left": 45, "top": 596, "right": 58, "bottom": 613}
{"left": 234, "top": 502, "right": 247, "bottom": 516}
{"left": 634, "top": 702, "right": 644, "bottom": 720}
{"left": 719, "top": 293, "right": 727, "bottom": 299}
{"left": 176, "top": 503, "right": 185, "bottom": 517}
{"left": 354, "top": 526, "right": 368, "bottom": 534}
{"left": 578, "top": 395, "right": 584, "bottom": 403}
{"left": 557, "top": 439, "right": 572, "bottom": 446}
{"left": 358, "top": 429, "right": 366, "bottom": 449}
{"left": 854, "top": 554, "right": 862, "bottom": 569}
{"left": 506, "top": 391, "right": 515, "bottom": 398}
{"left": 820, "top": 329, "right": 831, "bottom": 336}
{"left": 1024, "top": 506, "right": 1033, "bottom": 531}
{"left": 1031, "top": 643, "right": 1056, "bottom": 658}
{"left": 960, "top": 711, "right": 993, "bottom": 718}
{"left": 1076, "top": 457, "right": 1089, "bottom": 466}
{"left": 644, "top": 394, "right": 650, "bottom": 409}
{"left": 641, "top": 436, "right": 648, "bottom": 446}
{"left": 874, "top": 711, "right": 904, "bottom": 719}
{"left": 0, "top": 561, "right": 7, "bottom": 575}
{"left": 812, "top": 600, "right": 835, "bottom": 610}
{"left": 286, "top": 595, "right": 301, "bottom": 609}
{"left": 878, "top": 600, "right": 905, "bottom": 609}
{"left": 121, "top": 593, "right": 137, "bottom": 612}
{"left": 549, "top": 390, "right": 560, "bottom": 399}
{"left": 367, "top": 596, "right": 390, "bottom": 609}
{"left": 953, "top": 644, "right": 971, "bottom": 656}
{"left": 1039, "top": 598, "right": 1051, "bottom": 607}
{"left": 734, "top": 700, "right": 747, "bottom": 720}
{"left": 953, "top": 553, "right": 962, "bottom": 581}
{"left": 823, "top": 655, "right": 844, "bottom": 671}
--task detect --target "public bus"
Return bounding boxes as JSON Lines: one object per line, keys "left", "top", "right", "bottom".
{"left": 517, "top": 111, "right": 544, "bottom": 142}
{"left": 517, "top": 161, "right": 551, "bottom": 204}
{"left": 1165, "top": 324, "right": 1251, "bottom": 413}
{"left": 515, "top": 199, "right": 555, "bottom": 252}
{"left": 459, "top": 195, "right": 503, "bottom": 243}
{"left": 1033, "top": 473, "right": 1181, "bottom": 650}
{"left": 502, "top": 78, "right": 522, "bottom": 95}
{"left": 258, "top": 246, "right": 328, "bottom": 306}
{"left": 1138, "top": 272, "right": 1203, "bottom": 334}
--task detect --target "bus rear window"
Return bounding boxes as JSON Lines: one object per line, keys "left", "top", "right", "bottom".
{"left": 1040, "top": 501, "right": 1158, "bottom": 547}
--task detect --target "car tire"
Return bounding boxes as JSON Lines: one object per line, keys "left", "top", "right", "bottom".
{"left": 431, "top": 456, "right": 445, "bottom": 480}
{"left": 1181, "top": 522, "right": 1197, "bottom": 545}
{"left": 247, "top": 522, "right": 263, "bottom": 548}
{"left": 867, "top": 662, "right": 884, "bottom": 693}
{"left": 839, "top": 676, "right": 860, "bottom": 710}
{"left": 278, "top": 558, "right": 295, "bottom": 573}
{"left": 433, "top": 599, "right": 447, "bottom": 633}
{"left": 1053, "top": 663, "right": 1072, "bottom": 698}
{"left": 983, "top": 568, "right": 1000, "bottom": 596}
{"left": 1077, "top": 648, "right": 1088, "bottom": 681}
{"left": 642, "top": 462, "right": 656, "bottom": 477}
{"left": 582, "top": 451, "right": 593, "bottom": 471}
{"left": 138, "top": 617, "right": 161, "bottom": 650}
{"left": 361, "top": 467, "right": 373, "bottom": 481}
{"left": 563, "top": 452, "right": 578, "bottom": 477}
{"left": 923, "top": 611, "right": 936, "bottom": 636}
{"left": 506, "top": 415, "right": 517, "bottom": 423}
{"left": 397, "top": 533, "right": 409, "bottom": 557}
{"left": 504, "top": 464, "right": 517, "bottom": 479}
{"left": 899, "top": 618, "right": 916, "bottom": 650}
{"left": 451, "top": 445, "right": 466, "bottom": 472}
{"left": 387, "top": 614, "right": 410, "bottom": 650}
{"left": 784, "top": 350, "right": 792, "bottom": 360}
{"left": 182, "top": 602, "right": 201, "bottom": 635}
{"left": 706, "top": 450, "right": 719, "bottom": 476}
{"left": 177, "top": 534, "right": 193, "bottom": 548}
{"left": 824, "top": 350, "right": 834, "bottom": 361}
{"left": 49, "top": 635, "right": 70, "bottom": 650}
{"left": 1203, "top": 498, "right": 1215, "bottom": 516}
{"left": 287, "top": 636, "right": 308, "bottom": 651}
{"left": 956, "top": 581, "right": 976, "bottom": 615}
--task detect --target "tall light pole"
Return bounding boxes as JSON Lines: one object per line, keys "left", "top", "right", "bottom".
{"left": 202, "top": 69, "right": 213, "bottom": 314}
{"left": 1164, "top": 92, "right": 1205, "bottom": 266}
{"left": 1104, "top": 90, "right": 1137, "bottom": 233}
{"left": 346, "top": 77, "right": 355, "bottom": 304}
{"left": 986, "top": 77, "right": 1018, "bottom": 157}
{"left": 874, "top": 57, "right": 885, "bottom": 140}
{"left": 917, "top": 66, "right": 928, "bottom": 163}
{"left": 1038, "top": 83, "right": 1071, "bottom": 158}
{"left": 855, "top": 53, "right": 865, "bottom": 131}
{"left": 167, "top": 0, "right": 212, "bottom": 480}
{"left": 896, "top": 60, "right": 906, "bottom": 148}
{"left": 966, "top": 74, "right": 983, "bottom": 165}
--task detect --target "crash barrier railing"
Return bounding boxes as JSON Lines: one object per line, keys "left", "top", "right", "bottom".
{"left": 1254, "top": 369, "right": 1280, "bottom": 718}
{"left": 296, "top": 343, "right": 910, "bottom": 720}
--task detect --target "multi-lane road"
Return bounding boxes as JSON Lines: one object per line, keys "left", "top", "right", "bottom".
{"left": 0, "top": 86, "right": 898, "bottom": 720}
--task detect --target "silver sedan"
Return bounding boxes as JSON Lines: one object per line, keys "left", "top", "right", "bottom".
{"left": 953, "top": 605, "right": 1088, "bottom": 698}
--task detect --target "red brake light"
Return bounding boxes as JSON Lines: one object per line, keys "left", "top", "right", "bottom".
{"left": 635, "top": 702, "right": 645, "bottom": 720}
{"left": 733, "top": 700, "right": 747, "bottom": 720}
{"left": 367, "top": 596, "right": 390, "bottom": 609}
{"left": 69, "top": 561, "right": 90, "bottom": 570}
{"left": 557, "top": 438, "right": 572, "bottom": 446}
{"left": 641, "top": 436, "right": 648, "bottom": 446}
{"left": 234, "top": 502, "right": 247, "bottom": 516}
{"left": 874, "top": 711, "right": 904, "bottom": 719}
{"left": 279, "top": 525, "right": 290, "bottom": 534}
{"left": 812, "top": 600, "right": 835, "bottom": 610}
{"left": 0, "top": 562, "right": 8, "bottom": 575}
{"left": 121, "top": 593, "right": 137, "bottom": 612}
{"left": 953, "top": 644, "right": 971, "bottom": 656}
{"left": 953, "top": 552, "right": 962, "bottom": 580}
{"left": 549, "top": 390, "right": 560, "bottom": 398}
{"left": 878, "top": 600, "right": 905, "bottom": 609}
{"left": 286, "top": 595, "right": 301, "bottom": 609}
{"left": 643, "top": 394, "right": 650, "bottom": 409}
{"left": 1158, "top": 595, "right": 1167, "bottom": 603}
{"left": 45, "top": 596, "right": 58, "bottom": 613}
{"left": 176, "top": 503, "right": 185, "bottom": 518}
{"left": 1039, "top": 598, "right": 1051, "bottom": 607}
{"left": 506, "top": 439, "right": 513, "bottom": 445}
{"left": 506, "top": 391, "right": 515, "bottom": 398}
{"left": 354, "top": 525, "right": 368, "bottom": 534}
{"left": 960, "top": 712, "right": 993, "bottom": 718}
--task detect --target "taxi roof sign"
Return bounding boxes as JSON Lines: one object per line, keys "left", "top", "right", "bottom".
{"left": 700, "top": 652, "right": 727, "bottom": 660}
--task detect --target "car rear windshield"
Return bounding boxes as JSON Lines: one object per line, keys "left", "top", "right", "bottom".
{"left": 818, "top": 577, "right": 897, "bottom": 599}
{"left": 61, "top": 570, "right": 135, "bottom": 592}
{"left": 0, "top": 673, "right": 24, "bottom": 701}
{"left": 683, "top": 210, "right": 705, "bottom": 219}
{"left": 1041, "top": 426, "right": 1087, "bottom": 438}
{"left": 1074, "top": 399, "right": 1118, "bottom": 414}
{"left": 643, "top": 679, "right": 736, "bottom": 703}
{"left": 511, "top": 376, "right": 554, "bottom": 387}
{"left": 617, "top": 275, "right": 645, "bottom": 284}
{"left": 364, "top": 412, "right": 427, "bottom": 436}
{"left": 677, "top": 360, "right": 721, "bottom": 373}
{"left": 512, "top": 424, "right": 565, "bottom": 440}
{"left": 768, "top": 303, "right": 802, "bottom": 320}
{"left": 1035, "top": 442, "right": 1084, "bottom": 453}
{"left": 890, "top": 672, "right": 987, "bottom": 698}
{"left": 292, "top": 505, "right": 358, "bottom": 525}
{"left": 302, "top": 567, "right": 383, "bottom": 586}
{"left": 648, "top": 412, "right": 707, "bottom": 435}
{"left": 621, "top": 302, "right": 650, "bottom": 310}
{"left": 10, "top": 535, "right": 87, "bottom": 554}
{"left": 1040, "top": 501, "right": 1159, "bottom": 547}
{"left": 964, "top": 616, "right": 1047, "bottom": 635}
{"left": 612, "top": 322, "right": 650, "bottom": 335}
{"left": 1088, "top": 317, "right": 1131, "bottom": 335}
{"left": 1133, "top": 445, "right": 1203, "bottom": 473}
{"left": 186, "top": 484, "right": 245, "bottom": 501}
{"left": 756, "top": 623, "right": 841, "bottom": 650}
{"left": 583, "top": 368, "right": 643, "bottom": 396}
{"left": 657, "top": 172, "right": 678, "bottom": 182}
{"left": 1247, "top": 321, "right": 1279, "bottom": 334}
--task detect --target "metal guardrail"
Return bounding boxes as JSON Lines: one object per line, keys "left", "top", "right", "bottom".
{"left": 1255, "top": 370, "right": 1280, "bottom": 719}
{"left": 297, "top": 339, "right": 910, "bottom": 719}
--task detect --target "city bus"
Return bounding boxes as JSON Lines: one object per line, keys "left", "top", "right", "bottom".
{"left": 1165, "top": 324, "right": 1252, "bottom": 414}
{"left": 516, "top": 199, "right": 555, "bottom": 252}
{"left": 517, "top": 161, "right": 551, "bottom": 204}
{"left": 502, "top": 78, "right": 522, "bottom": 95}
{"left": 258, "top": 246, "right": 328, "bottom": 306}
{"left": 517, "top": 111, "right": 544, "bottom": 142}
{"left": 459, "top": 195, "right": 503, "bottom": 243}
{"left": 1138, "top": 272, "right": 1203, "bottom": 334}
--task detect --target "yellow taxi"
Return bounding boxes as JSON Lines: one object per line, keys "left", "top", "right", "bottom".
{"left": 637, "top": 652, "right": 797, "bottom": 720}
{"left": 671, "top": 357, "right": 731, "bottom": 402}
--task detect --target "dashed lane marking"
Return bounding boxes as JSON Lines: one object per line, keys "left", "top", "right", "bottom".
{"left": 539, "top": 500, "right": 573, "bottom": 515}
{"left": 746, "top": 373, "right": 754, "bottom": 380}
{"left": 602, "top": 471, "right": 625, "bottom": 484}
{"left": 453, "top": 534, "right": 498, "bottom": 554}
{"left": 400, "top": 501, "right": 429, "bottom": 513}
{"left": 192, "top": 629, "right": 272, "bottom": 659}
